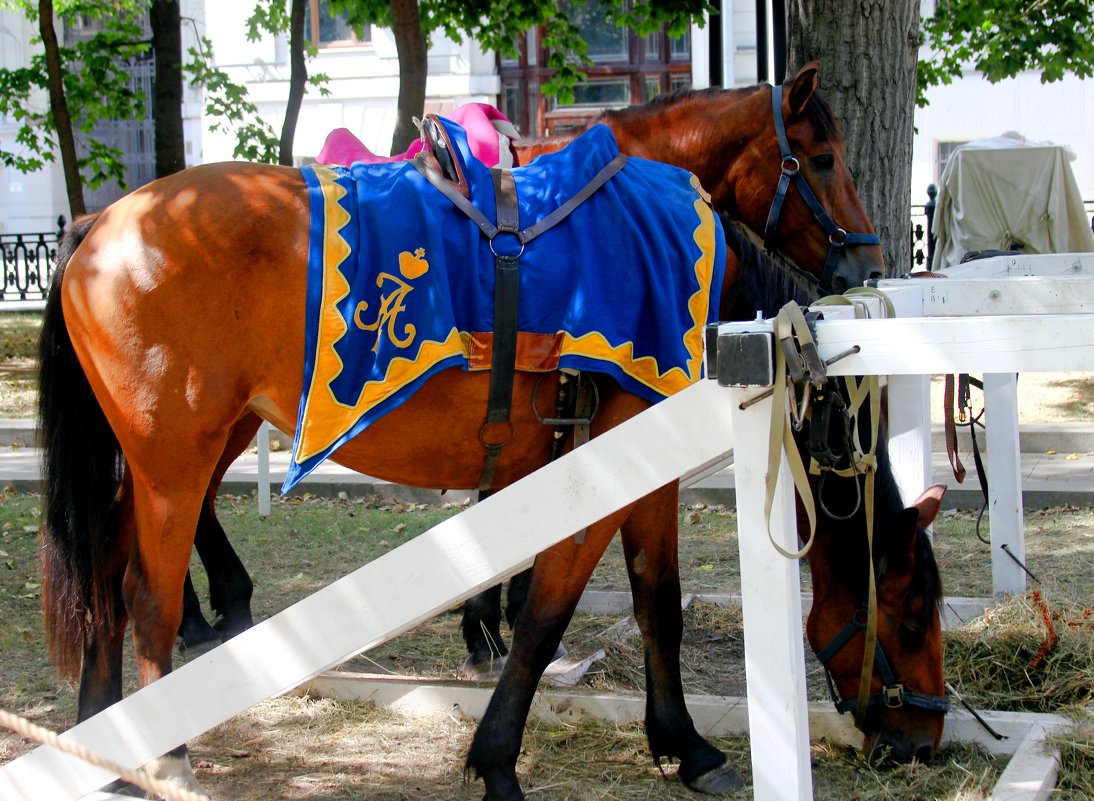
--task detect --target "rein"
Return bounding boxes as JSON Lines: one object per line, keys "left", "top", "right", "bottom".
{"left": 762, "top": 84, "right": 881, "bottom": 292}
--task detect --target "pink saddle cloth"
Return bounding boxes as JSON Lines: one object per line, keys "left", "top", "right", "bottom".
{"left": 317, "top": 103, "right": 520, "bottom": 168}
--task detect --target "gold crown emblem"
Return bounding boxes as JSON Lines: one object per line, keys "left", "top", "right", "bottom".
{"left": 399, "top": 247, "right": 429, "bottom": 279}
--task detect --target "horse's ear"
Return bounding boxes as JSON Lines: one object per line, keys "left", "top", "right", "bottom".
{"left": 787, "top": 62, "right": 820, "bottom": 117}
{"left": 910, "top": 484, "right": 947, "bottom": 528}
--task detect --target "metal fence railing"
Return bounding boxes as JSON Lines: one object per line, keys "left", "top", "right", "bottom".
{"left": 1, "top": 217, "right": 66, "bottom": 305}
{"left": 3, "top": 196, "right": 1094, "bottom": 306}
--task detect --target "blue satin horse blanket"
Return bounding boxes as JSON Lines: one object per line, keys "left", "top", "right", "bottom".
{"left": 286, "top": 118, "right": 725, "bottom": 490}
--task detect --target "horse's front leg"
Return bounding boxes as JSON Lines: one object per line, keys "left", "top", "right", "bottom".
{"left": 200, "top": 414, "right": 263, "bottom": 640}
{"left": 620, "top": 483, "right": 742, "bottom": 794}
{"left": 465, "top": 506, "right": 632, "bottom": 801}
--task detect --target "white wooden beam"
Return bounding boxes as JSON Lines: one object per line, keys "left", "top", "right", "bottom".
{"left": 302, "top": 673, "right": 1069, "bottom": 801}
{"left": 935, "top": 252, "right": 1094, "bottom": 279}
{"left": 809, "top": 315, "right": 1094, "bottom": 375}
{"left": 0, "top": 379, "right": 737, "bottom": 801}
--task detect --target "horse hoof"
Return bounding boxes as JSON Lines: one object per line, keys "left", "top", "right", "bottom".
{"left": 686, "top": 761, "right": 744, "bottom": 795}
{"left": 460, "top": 653, "right": 506, "bottom": 681}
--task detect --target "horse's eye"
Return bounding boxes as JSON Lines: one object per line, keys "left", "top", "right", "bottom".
{"left": 810, "top": 154, "right": 835, "bottom": 170}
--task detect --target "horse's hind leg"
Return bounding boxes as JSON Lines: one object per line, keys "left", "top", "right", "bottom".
{"left": 466, "top": 507, "right": 631, "bottom": 800}
{"left": 460, "top": 583, "right": 507, "bottom": 678}
{"left": 620, "top": 484, "right": 741, "bottom": 793}
{"left": 120, "top": 466, "right": 214, "bottom": 796}
{"left": 178, "top": 569, "right": 218, "bottom": 655}
{"left": 460, "top": 492, "right": 510, "bottom": 679}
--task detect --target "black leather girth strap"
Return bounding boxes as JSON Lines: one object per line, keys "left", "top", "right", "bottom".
{"left": 409, "top": 146, "right": 630, "bottom": 491}
{"left": 478, "top": 168, "right": 520, "bottom": 491}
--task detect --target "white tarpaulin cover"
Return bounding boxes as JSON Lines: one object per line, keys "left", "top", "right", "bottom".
{"left": 931, "top": 132, "right": 1094, "bottom": 269}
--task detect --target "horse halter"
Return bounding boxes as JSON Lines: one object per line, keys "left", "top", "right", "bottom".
{"left": 762, "top": 84, "right": 881, "bottom": 292}
{"left": 815, "top": 598, "right": 951, "bottom": 719}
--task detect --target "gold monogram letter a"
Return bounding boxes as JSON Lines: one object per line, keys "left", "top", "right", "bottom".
{"left": 353, "top": 248, "right": 430, "bottom": 352}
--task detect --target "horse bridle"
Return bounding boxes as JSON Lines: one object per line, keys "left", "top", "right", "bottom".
{"left": 815, "top": 590, "right": 951, "bottom": 720}
{"left": 762, "top": 84, "right": 881, "bottom": 293}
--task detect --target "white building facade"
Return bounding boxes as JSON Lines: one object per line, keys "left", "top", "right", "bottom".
{"left": 0, "top": 1, "right": 1090, "bottom": 238}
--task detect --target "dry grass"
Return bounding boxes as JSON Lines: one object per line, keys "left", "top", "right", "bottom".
{"left": 4, "top": 492, "right": 1094, "bottom": 799}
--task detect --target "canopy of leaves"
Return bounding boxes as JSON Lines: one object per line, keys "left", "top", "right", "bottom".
{"left": 325, "top": 0, "right": 711, "bottom": 102}
{"left": 918, "top": 0, "right": 1094, "bottom": 106}
{"left": 0, "top": 13, "right": 148, "bottom": 188}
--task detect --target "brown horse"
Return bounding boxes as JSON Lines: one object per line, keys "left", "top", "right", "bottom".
{"left": 178, "top": 62, "right": 884, "bottom": 661}
{"left": 34, "top": 67, "right": 943, "bottom": 801}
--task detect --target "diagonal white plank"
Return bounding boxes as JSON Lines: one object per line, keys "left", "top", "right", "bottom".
{"left": 1, "top": 378, "right": 735, "bottom": 801}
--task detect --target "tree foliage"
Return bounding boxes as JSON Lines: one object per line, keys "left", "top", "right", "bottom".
{"left": 331, "top": 0, "right": 712, "bottom": 104}
{"left": 0, "top": 11, "right": 147, "bottom": 189}
{"left": 918, "top": 0, "right": 1094, "bottom": 105}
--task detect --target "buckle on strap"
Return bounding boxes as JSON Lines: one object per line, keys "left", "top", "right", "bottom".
{"left": 883, "top": 684, "right": 905, "bottom": 708}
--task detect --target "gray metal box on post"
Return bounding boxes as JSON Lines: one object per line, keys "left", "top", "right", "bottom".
{"left": 706, "top": 322, "right": 775, "bottom": 387}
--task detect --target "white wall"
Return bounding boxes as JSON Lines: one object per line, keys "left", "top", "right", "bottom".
{"left": 0, "top": 10, "right": 68, "bottom": 233}
{"left": 913, "top": 72, "right": 1094, "bottom": 204}
{"left": 200, "top": 8, "right": 499, "bottom": 164}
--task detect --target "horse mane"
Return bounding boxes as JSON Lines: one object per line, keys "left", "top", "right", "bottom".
{"left": 599, "top": 80, "right": 840, "bottom": 144}
{"left": 722, "top": 217, "right": 818, "bottom": 317}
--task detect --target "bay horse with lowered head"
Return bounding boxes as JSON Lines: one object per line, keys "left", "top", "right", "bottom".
{"left": 35, "top": 65, "right": 944, "bottom": 801}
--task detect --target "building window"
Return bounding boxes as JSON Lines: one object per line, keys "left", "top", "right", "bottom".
{"left": 669, "top": 30, "right": 690, "bottom": 60}
{"left": 306, "top": 0, "right": 370, "bottom": 47}
{"left": 499, "top": 10, "right": 690, "bottom": 136}
{"left": 566, "top": 0, "right": 628, "bottom": 62}
{"left": 644, "top": 32, "right": 660, "bottom": 61}
{"left": 936, "top": 140, "right": 967, "bottom": 182}
{"left": 571, "top": 79, "right": 630, "bottom": 106}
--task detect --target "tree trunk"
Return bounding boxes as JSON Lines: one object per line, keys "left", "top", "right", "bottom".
{"left": 280, "top": 0, "right": 307, "bottom": 166}
{"left": 38, "top": 0, "right": 85, "bottom": 217}
{"left": 389, "top": 0, "right": 428, "bottom": 155}
{"left": 785, "top": 0, "right": 920, "bottom": 276}
{"left": 151, "top": 0, "right": 186, "bottom": 177}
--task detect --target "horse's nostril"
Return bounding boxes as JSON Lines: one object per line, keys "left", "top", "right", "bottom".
{"left": 868, "top": 270, "right": 884, "bottom": 281}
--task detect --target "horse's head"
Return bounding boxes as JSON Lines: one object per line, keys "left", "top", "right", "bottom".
{"left": 722, "top": 63, "right": 885, "bottom": 294}
{"left": 802, "top": 478, "right": 947, "bottom": 763}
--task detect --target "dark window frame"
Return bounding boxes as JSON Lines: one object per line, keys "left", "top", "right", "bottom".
{"left": 499, "top": 20, "right": 691, "bottom": 137}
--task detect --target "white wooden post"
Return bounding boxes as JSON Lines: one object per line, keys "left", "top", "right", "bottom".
{"left": 874, "top": 282, "right": 934, "bottom": 521}
{"left": 257, "top": 420, "right": 271, "bottom": 518}
{"left": 886, "top": 374, "right": 933, "bottom": 517}
{"left": 729, "top": 387, "right": 813, "bottom": 801}
{"left": 983, "top": 373, "right": 1026, "bottom": 597}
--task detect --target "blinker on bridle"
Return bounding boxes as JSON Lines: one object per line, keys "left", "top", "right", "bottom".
{"left": 762, "top": 84, "right": 881, "bottom": 293}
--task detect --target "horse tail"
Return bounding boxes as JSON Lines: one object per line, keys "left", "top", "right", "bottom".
{"left": 38, "top": 212, "right": 124, "bottom": 678}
